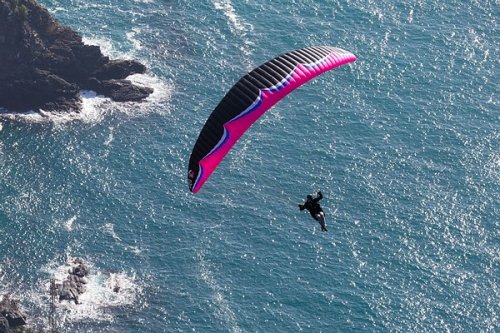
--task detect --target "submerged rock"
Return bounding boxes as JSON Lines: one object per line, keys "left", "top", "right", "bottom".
{"left": 0, "top": 0, "right": 153, "bottom": 112}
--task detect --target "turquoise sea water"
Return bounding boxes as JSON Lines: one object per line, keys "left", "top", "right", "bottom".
{"left": 0, "top": 0, "right": 498, "bottom": 332}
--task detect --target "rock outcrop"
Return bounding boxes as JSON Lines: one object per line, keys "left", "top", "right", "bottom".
{"left": 0, "top": 316, "right": 8, "bottom": 333}
{"left": 56, "top": 258, "right": 89, "bottom": 304}
{"left": 0, "top": 0, "right": 153, "bottom": 112}
{"left": 0, "top": 294, "right": 27, "bottom": 332}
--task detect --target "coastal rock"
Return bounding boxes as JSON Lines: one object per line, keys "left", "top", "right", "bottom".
{"left": 93, "top": 59, "right": 147, "bottom": 81}
{"left": 0, "top": 295, "right": 27, "bottom": 329}
{"left": 70, "top": 261, "right": 89, "bottom": 278}
{"left": 91, "top": 79, "right": 154, "bottom": 102}
{"left": 0, "top": 0, "right": 152, "bottom": 112}
{"left": 57, "top": 258, "right": 90, "bottom": 304}
{"left": 59, "top": 280, "right": 80, "bottom": 304}
{"left": 0, "top": 316, "right": 9, "bottom": 333}
{"left": 1, "top": 68, "right": 80, "bottom": 111}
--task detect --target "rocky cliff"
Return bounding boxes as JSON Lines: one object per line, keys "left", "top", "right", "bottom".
{"left": 0, "top": 0, "right": 153, "bottom": 112}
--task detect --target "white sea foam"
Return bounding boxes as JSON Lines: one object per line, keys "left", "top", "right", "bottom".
{"left": 40, "top": 256, "right": 141, "bottom": 324}
{"left": 98, "top": 223, "right": 146, "bottom": 255}
{"left": 82, "top": 36, "right": 121, "bottom": 59}
{"left": 101, "top": 223, "right": 121, "bottom": 241}
{"left": 53, "top": 7, "right": 68, "bottom": 13}
{"left": 126, "top": 28, "right": 143, "bottom": 51}
{"left": 104, "top": 126, "right": 115, "bottom": 146}
{"left": 79, "top": 71, "right": 173, "bottom": 120}
{"left": 0, "top": 74, "right": 172, "bottom": 125}
{"left": 197, "top": 251, "right": 241, "bottom": 333}
{"left": 64, "top": 215, "right": 78, "bottom": 232}
{"left": 213, "top": 0, "right": 246, "bottom": 32}
{"left": 128, "top": 72, "right": 173, "bottom": 102}
{"left": 212, "top": 0, "right": 255, "bottom": 70}
{"left": 57, "top": 271, "right": 139, "bottom": 322}
{"left": 47, "top": 214, "right": 79, "bottom": 234}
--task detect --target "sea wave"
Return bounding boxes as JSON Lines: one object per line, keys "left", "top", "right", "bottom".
{"left": 211, "top": 0, "right": 255, "bottom": 71}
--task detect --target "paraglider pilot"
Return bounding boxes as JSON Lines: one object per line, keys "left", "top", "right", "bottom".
{"left": 298, "top": 191, "right": 327, "bottom": 232}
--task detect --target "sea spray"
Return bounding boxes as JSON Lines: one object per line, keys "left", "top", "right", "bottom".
{"left": 39, "top": 257, "right": 142, "bottom": 324}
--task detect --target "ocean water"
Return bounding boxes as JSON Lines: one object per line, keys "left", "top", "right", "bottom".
{"left": 0, "top": 0, "right": 498, "bottom": 332}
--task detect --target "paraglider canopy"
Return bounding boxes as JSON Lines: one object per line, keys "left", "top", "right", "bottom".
{"left": 188, "top": 46, "right": 356, "bottom": 193}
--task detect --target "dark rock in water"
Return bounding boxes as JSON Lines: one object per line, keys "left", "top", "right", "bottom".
{"left": 57, "top": 258, "right": 90, "bottom": 304}
{"left": 94, "top": 79, "right": 154, "bottom": 102}
{"left": 93, "top": 59, "right": 147, "bottom": 81}
{"left": 1, "top": 68, "right": 80, "bottom": 112}
{"left": 0, "top": 316, "right": 9, "bottom": 333}
{"left": 59, "top": 280, "right": 80, "bottom": 305}
{"left": 0, "top": 295, "right": 27, "bottom": 329}
{"left": 68, "top": 275, "right": 87, "bottom": 294}
{"left": 0, "top": 0, "right": 153, "bottom": 112}
{"left": 71, "top": 262, "right": 89, "bottom": 278}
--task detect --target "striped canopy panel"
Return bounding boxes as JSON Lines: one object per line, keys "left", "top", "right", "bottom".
{"left": 188, "top": 46, "right": 357, "bottom": 193}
